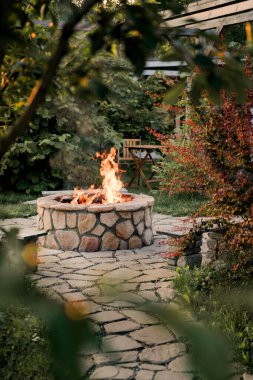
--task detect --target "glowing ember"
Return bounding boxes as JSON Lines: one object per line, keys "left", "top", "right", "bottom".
{"left": 70, "top": 147, "right": 129, "bottom": 205}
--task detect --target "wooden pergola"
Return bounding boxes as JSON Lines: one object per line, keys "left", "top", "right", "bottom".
{"left": 157, "top": 0, "right": 253, "bottom": 135}
{"left": 144, "top": 0, "right": 253, "bottom": 74}
{"left": 164, "top": 0, "right": 253, "bottom": 31}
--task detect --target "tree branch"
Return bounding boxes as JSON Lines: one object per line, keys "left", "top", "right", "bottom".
{"left": 166, "top": 34, "right": 196, "bottom": 69}
{"left": 0, "top": 0, "right": 100, "bottom": 161}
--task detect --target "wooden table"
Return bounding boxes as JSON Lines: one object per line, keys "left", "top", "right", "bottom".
{"left": 127, "top": 145, "right": 164, "bottom": 191}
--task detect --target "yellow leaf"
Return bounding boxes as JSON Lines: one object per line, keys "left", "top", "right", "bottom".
{"left": 128, "top": 30, "right": 141, "bottom": 37}
{"left": 111, "top": 42, "right": 118, "bottom": 57}
{"left": 79, "top": 77, "right": 89, "bottom": 88}
{"left": 27, "top": 80, "right": 42, "bottom": 106}
{"left": 15, "top": 101, "right": 24, "bottom": 108}
{"left": 65, "top": 301, "right": 90, "bottom": 320}
{"left": 245, "top": 22, "right": 252, "bottom": 44}
{"left": 22, "top": 243, "right": 38, "bottom": 267}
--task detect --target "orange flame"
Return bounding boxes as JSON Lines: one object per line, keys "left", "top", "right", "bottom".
{"left": 71, "top": 147, "right": 125, "bottom": 205}
{"left": 71, "top": 188, "right": 97, "bottom": 205}
{"left": 97, "top": 147, "right": 124, "bottom": 204}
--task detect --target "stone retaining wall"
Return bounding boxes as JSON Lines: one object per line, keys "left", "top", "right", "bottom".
{"left": 167, "top": 229, "right": 226, "bottom": 269}
{"left": 37, "top": 193, "right": 154, "bottom": 252}
{"left": 200, "top": 230, "right": 226, "bottom": 265}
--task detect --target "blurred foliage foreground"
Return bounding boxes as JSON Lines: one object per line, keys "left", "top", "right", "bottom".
{"left": 174, "top": 263, "right": 253, "bottom": 376}
{"left": 0, "top": 229, "right": 98, "bottom": 380}
{"left": 1, "top": 227, "right": 253, "bottom": 380}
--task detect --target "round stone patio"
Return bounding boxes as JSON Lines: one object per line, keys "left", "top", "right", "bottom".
{"left": 0, "top": 212, "right": 247, "bottom": 379}
{"left": 29, "top": 213, "right": 196, "bottom": 380}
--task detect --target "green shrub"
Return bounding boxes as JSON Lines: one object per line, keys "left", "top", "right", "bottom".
{"left": 173, "top": 266, "right": 253, "bottom": 372}
{"left": 0, "top": 305, "right": 53, "bottom": 380}
{"left": 94, "top": 61, "right": 174, "bottom": 141}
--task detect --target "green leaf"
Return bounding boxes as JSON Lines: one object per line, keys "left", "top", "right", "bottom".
{"left": 90, "top": 79, "right": 108, "bottom": 99}
{"left": 194, "top": 54, "right": 215, "bottom": 70}
{"left": 89, "top": 29, "right": 105, "bottom": 54}
{"left": 124, "top": 37, "right": 147, "bottom": 75}
{"left": 163, "top": 81, "right": 185, "bottom": 105}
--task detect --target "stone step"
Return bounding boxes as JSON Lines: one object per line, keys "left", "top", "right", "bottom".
{"left": 0, "top": 228, "right": 46, "bottom": 243}
{"left": 17, "top": 229, "right": 47, "bottom": 243}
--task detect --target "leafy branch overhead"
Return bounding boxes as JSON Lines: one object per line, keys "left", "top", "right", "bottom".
{"left": 0, "top": 0, "right": 252, "bottom": 160}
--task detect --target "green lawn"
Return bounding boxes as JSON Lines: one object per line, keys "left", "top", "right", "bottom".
{"left": 132, "top": 188, "right": 208, "bottom": 216}
{"left": 0, "top": 186, "right": 208, "bottom": 220}
{"left": 0, "top": 192, "right": 37, "bottom": 219}
{"left": 122, "top": 166, "right": 208, "bottom": 216}
{"left": 154, "top": 191, "right": 208, "bottom": 216}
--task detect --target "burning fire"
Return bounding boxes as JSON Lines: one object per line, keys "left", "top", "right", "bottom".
{"left": 97, "top": 147, "right": 124, "bottom": 204}
{"left": 71, "top": 147, "right": 128, "bottom": 205}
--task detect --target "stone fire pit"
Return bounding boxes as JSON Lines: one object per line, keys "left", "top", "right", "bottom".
{"left": 37, "top": 191, "right": 154, "bottom": 252}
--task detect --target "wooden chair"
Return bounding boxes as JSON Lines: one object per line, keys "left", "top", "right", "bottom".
{"left": 117, "top": 139, "right": 142, "bottom": 164}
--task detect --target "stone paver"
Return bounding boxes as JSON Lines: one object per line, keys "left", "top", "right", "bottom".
{"left": 140, "top": 364, "right": 166, "bottom": 371}
{"left": 156, "top": 287, "right": 176, "bottom": 300}
{"left": 130, "top": 325, "right": 175, "bottom": 345}
{"left": 91, "top": 311, "right": 125, "bottom": 323}
{"left": 61, "top": 291, "right": 87, "bottom": 302}
{"left": 93, "top": 351, "right": 138, "bottom": 366}
{"left": 79, "top": 356, "right": 94, "bottom": 376}
{"left": 102, "top": 335, "right": 142, "bottom": 352}
{"left": 139, "top": 343, "right": 185, "bottom": 364}
{"left": 104, "top": 320, "right": 140, "bottom": 334}
{"left": 121, "top": 310, "right": 158, "bottom": 325}
{"left": 138, "top": 290, "right": 159, "bottom": 302}
{"left": 103, "top": 268, "right": 142, "bottom": 280}
{"left": 168, "top": 354, "right": 193, "bottom": 372}
{"left": 136, "top": 369, "right": 154, "bottom": 380}
{"left": 154, "top": 371, "right": 193, "bottom": 380}
{"left": 90, "top": 366, "right": 134, "bottom": 379}
{"left": 1, "top": 213, "right": 199, "bottom": 379}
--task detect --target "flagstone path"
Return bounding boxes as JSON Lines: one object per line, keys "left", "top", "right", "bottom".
{"left": 1, "top": 213, "right": 197, "bottom": 379}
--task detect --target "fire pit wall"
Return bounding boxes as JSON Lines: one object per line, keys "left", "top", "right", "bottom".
{"left": 37, "top": 193, "right": 154, "bottom": 252}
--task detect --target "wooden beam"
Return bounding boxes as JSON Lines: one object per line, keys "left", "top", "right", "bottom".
{"left": 204, "top": 20, "right": 224, "bottom": 55}
{"left": 164, "top": 1, "right": 253, "bottom": 28}
{"left": 163, "top": 0, "right": 245, "bottom": 21}
{"left": 187, "top": 10, "right": 253, "bottom": 30}
{"left": 187, "top": 0, "right": 245, "bottom": 14}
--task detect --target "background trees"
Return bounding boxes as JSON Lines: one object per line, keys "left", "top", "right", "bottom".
{"left": 0, "top": 0, "right": 252, "bottom": 193}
